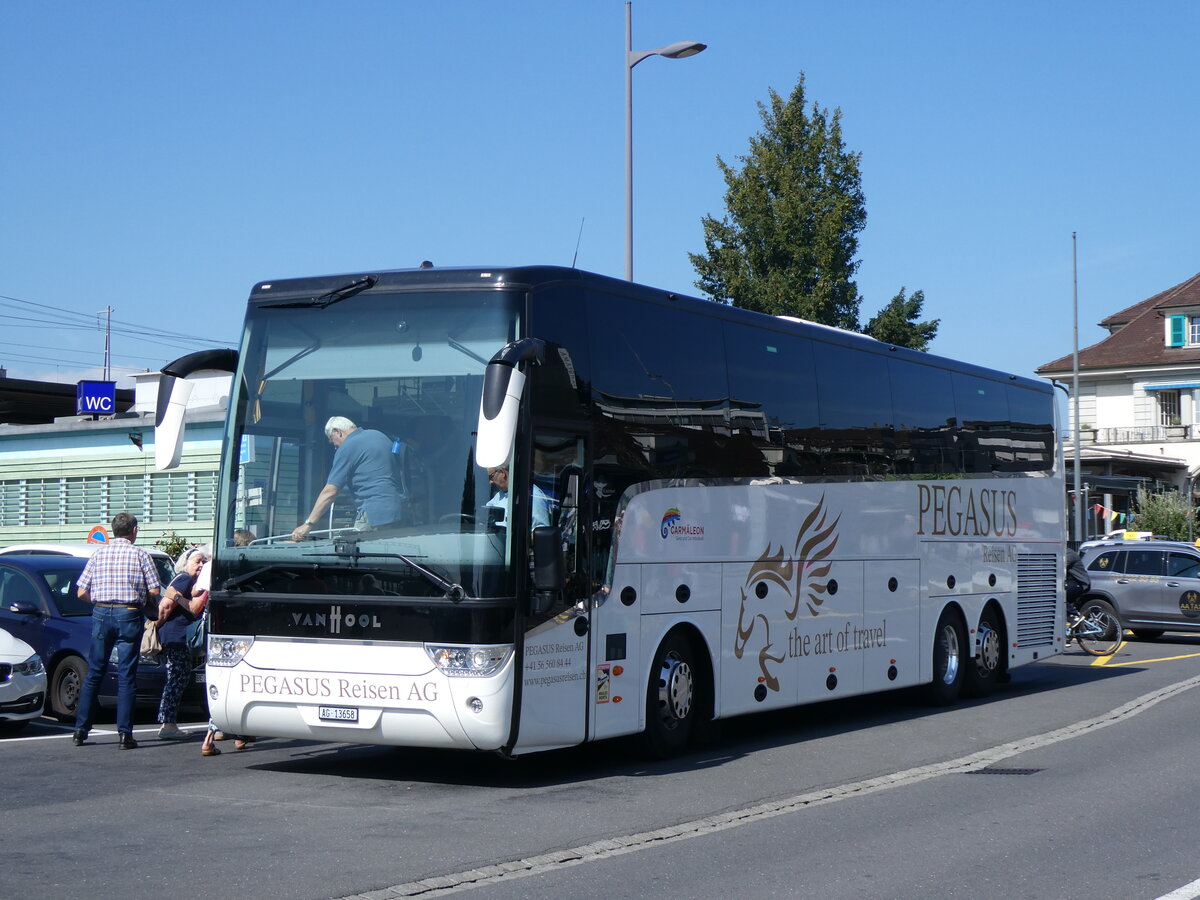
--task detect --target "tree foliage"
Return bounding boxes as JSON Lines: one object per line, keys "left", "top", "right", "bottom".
{"left": 863, "top": 287, "right": 940, "bottom": 351}
{"left": 1131, "top": 486, "right": 1192, "bottom": 541}
{"left": 690, "top": 75, "right": 865, "bottom": 330}
{"left": 690, "top": 74, "right": 938, "bottom": 351}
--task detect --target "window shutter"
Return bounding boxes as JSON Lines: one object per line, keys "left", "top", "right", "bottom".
{"left": 1169, "top": 315, "right": 1187, "bottom": 347}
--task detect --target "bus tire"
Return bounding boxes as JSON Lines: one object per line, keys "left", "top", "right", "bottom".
{"left": 925, "top": 607, "right": 966, "bottom": 706}
{"left": 963, "top": 605, "right": 1006, "bottom": 698}
{"left": 642, "top": 631, "right": 699, "bottom": 759}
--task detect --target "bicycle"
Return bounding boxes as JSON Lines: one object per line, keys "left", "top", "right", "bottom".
{"left": 1066, "top": 598, "right": 1124, "bottom": 656}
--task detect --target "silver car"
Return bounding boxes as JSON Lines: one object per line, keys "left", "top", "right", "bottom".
{"left": 1082, "top": 540, "right": 1200, "bottom": 639}
{"left": 0, "top": 628, "right": 47, "bottom": 732}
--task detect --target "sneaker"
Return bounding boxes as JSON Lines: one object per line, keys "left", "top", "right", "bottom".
{"left": 158, "top": 724, "right": 188, "bottom": 740}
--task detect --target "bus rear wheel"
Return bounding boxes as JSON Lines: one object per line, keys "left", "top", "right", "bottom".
{"left": 642, "top": 632, "right": 698, "bottom": 759}
{"left": 925, "top": 608, "right": 966, "bottom": 705}
{"left": 963, "top": 607, "right": 1006, "bottom": 698}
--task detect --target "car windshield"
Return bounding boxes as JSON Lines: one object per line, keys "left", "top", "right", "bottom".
{"left": 215, "top": 287, "right": 522, "bottom": 600}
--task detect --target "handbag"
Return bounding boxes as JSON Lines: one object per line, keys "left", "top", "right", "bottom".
{"left": 141, "top": 619, "right": 163, "bottom": 659}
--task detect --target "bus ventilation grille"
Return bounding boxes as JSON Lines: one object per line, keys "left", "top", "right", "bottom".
{"left": 1016, "top": 553, "right": 1057, "bottom": 647}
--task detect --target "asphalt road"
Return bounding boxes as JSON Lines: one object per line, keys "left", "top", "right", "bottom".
{"left": 5, "top": 636, "right": 1200, "bottom": 900}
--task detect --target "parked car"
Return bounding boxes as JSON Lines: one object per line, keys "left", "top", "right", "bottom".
{"left": 0, "top": 554, "right": 203, "bottom": 720}
{"left": 0, "top": 542, "right": 177, "bottom": 586}
{"left": 0, "top": 627, "right": 46, "bottom": 732}
{"left": 1082, "top": 539, "right": 1200, "bottom": 640}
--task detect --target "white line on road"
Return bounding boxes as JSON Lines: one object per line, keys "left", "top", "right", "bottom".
{"left": 1157, "top": 876, "right": 1200, "bottom": 900}
{"left": 336, "top": 673, "right": 1200, "bottom": 898}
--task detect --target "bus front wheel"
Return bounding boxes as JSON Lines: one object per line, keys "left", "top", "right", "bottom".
{"left": 926, "top": 608, "right": 966, "bottom": 706}
{"left": 642, "top": 632, "right": 698, "bottom": 759}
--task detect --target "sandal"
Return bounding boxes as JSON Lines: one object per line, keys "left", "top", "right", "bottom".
{"left": 202, "top": 745, "right": 221, "bottom": 756}
{"left": 234, "top": 739, "right": 247, "bottom": 751}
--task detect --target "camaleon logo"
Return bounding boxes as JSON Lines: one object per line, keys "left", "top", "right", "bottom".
{"left": 660, "top": 507, "right": 704, "bottom": 541}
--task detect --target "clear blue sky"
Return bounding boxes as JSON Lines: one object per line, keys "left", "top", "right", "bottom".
{"left": 2, "top": 1, "right": 1197, "bottom": 387}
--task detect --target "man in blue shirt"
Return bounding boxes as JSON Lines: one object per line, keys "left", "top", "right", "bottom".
{"left": 484, "top": 464, "right": 553, "bottom": 531}
{"left": 291, "top": 416, "right": 404, "bottom": 541}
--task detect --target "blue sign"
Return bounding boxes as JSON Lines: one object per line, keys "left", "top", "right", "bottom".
{"left": 76, "top": 381, "right": 116, "bottom": 416}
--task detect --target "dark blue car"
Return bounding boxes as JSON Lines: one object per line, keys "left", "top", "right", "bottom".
{"left": 0, "top": 555, "right": 203, "bottom": 720}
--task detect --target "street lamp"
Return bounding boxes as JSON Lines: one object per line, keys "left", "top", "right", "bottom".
{"left": 624, "top": 1, "right": 706, "bottom": 281}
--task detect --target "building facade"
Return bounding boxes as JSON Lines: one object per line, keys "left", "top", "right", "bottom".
{"left": 0, "top": 372, "right": 229, "bottom": 549}
{"left": 1038, "top": 271, "right": 1200, "bottom": 535}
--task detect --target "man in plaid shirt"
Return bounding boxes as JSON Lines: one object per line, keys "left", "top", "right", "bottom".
{"left": 72, "top": 512, "right": 161, "bottom": 749}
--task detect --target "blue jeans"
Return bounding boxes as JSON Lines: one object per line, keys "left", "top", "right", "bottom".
{"left": 75, "top": 606, "right": 142, "bottom": 735}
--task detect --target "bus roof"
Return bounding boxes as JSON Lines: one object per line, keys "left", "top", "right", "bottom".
{"left": 246, "top": 264, "right": 1050, "bottom": 395}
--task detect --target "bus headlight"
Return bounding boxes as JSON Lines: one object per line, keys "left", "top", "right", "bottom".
{"left": 425, "top": 644, "right": 512, "bottom": 678}
{"left": 207, "top": 635, "right": 254, "bottom": 667}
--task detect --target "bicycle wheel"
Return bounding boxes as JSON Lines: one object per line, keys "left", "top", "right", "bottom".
{"left": 1075, "top": 599, "right": 1124, "bottom": 656}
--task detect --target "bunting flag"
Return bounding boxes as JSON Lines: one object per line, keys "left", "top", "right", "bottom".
{"left": 1091, "top": 503, "right": 1127, "bottom": 525}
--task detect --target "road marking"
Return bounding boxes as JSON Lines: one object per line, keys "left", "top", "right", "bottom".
{"left": 1156, "top": 875, "right": 1200, "bottom": 900}
{"left": 336, "top": 672, "right": 1200, "bottom": 898}
{"left": 1104, "top": 650, "right": 1200, "bottom": 668}
{"left": 0, "top": 721, "right": 210, "bottom": 744}
{"left": 1087, "top": 634, "right": 1127, "bottom": 666}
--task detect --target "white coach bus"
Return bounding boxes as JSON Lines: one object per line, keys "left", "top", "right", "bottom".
{"left": 155, "top": 265, "right": 1063, "bottom": 757}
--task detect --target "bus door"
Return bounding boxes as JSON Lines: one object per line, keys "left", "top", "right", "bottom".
{"left": 512, "top": 432, "right": 591, "bottom": 754}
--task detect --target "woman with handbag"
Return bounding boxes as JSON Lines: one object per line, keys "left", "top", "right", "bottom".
{"left": 156, "top": 548, "right": 208, "bottom": 739}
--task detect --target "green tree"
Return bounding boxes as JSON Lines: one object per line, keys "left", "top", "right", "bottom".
{"left": 690, "top": 75, "right": 865, "bottom": 330}
{"left": 690, "top": 74, "right": 938, "bottom": 350}
{"left": 155, "top": 529, "right": 189, "bottom": 560}
{"left": 1131, "top": 486, "right": 1192, "bottom": 540}
{"left": 863, "top": 287, "right": 940, "bottom": 351}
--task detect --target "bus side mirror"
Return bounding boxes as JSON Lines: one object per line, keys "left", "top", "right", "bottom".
{"left": 155, "top": 348, "right": 239, "bottom": 471}
{"left": 531, "top": 525, "right": 564, "bottom": 615}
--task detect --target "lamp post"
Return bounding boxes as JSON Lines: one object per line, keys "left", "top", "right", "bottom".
{"left": 624, "top": 1, "right": 705, "bottom": 281}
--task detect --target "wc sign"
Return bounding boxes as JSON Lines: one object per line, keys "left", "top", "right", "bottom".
{"left": 76, "top": 381, "right": 116, "bottom": 416}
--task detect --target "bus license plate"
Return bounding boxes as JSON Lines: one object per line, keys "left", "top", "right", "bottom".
{"left": 318, "top": 706, "right": 359, "bottom": 723}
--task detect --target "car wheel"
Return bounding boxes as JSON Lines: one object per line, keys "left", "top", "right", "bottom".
{"left": 50, "top": 655, "right": 87, "bottom": 721}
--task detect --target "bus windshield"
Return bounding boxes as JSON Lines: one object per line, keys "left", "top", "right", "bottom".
{"left": 216, "top": 287, "right": 521, "bottom": 600}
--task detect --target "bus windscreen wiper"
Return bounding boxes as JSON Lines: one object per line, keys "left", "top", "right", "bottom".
{"left": 333, "top": 543, "right": 466, "bottom": 602}
{"left": 259, "top": 275, "right": 379, "bottom": 309}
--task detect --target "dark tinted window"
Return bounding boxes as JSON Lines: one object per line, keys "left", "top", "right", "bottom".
{"left": 1005, "top": 384, "right": 1055, "bottom": 472}
{"left": 1124, "top": 549, "right": 1163, "bottom": 576}
{"left": 42, "top": 567, "right": 90, "bottom": 615}
{"left": 588, "top": 292, "right": 736, "bottom": 482}
{"left": 1167, "top": 552, "right": 1200, "bottom": 578}
{"left": 588, "top": 293, "right": 727, "bottom": 411}
{"left": 1086, "top": 549, "right": 1124, "bottom": 574}
{"left": 0, "top": 568, "right": 46, "bottom": 613}
{"left": 724, "top": 323, "right": 820, "bottom": 476}
{"left": 890, "top": 360, "right": 958, "bottom": 475}
{"left": 953, "top": 374, "right": 1010, "bottom": 472}
{"left": 530, "top": 285, "right": 591, "bottom": 421}
{"left": 813, "top": 341, "right": 894, "bottom": 476}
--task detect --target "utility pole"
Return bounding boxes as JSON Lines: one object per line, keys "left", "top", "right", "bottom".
{"left": 1072, "top": 234, "right": 1082, "bottom": 544}
{"left": 97, "top": 306, "right": 113, "bottom": 381}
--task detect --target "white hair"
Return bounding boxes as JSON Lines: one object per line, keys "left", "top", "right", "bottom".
{"left": 325, "top": 416, "right": 356, "bottom": 437}
{"left": 174, "top": 542, "right": 213, "bottom": 574}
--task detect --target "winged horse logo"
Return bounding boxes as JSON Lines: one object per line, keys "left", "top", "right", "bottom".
{"left": 733, "top": 495, "right": 840, "bottom": 692}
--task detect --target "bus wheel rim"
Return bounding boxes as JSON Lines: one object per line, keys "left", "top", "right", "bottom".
{"left": 942, "top": 625, "right": 960, "bottom": 684}
{"left": 977, "top": 624, "right": 1000, "bottom": 672}
{"left": 658, "top": 653, "right": 693, "bottom": 727}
